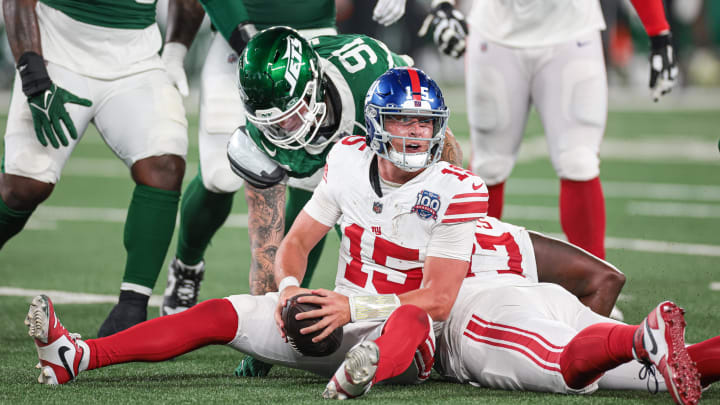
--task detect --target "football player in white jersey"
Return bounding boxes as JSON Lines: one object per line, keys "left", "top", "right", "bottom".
{"left": 422, "top": 0, "right": 677, "bottom": 262}
{"left": 435, "top": 216, "right": 720, "bottom": 405}
{"left": 24, "top": 67, "right": 488, "bottom": 400}
{"left": 1, "top": 0, "right": 188, "bottom": 337}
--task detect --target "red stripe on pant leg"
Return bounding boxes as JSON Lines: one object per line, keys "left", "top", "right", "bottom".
{"left": 470, "top": 315, "right": 565, "bottom": 349}
{"left": 374, "top": 305, "right": 431, "bottom": 383}
{"left": 414, "top": 337, "right": 435, "bottom": 381}
{"left": 465, "top": 318, "right": 563, "bottom": 372}
{"left": 87, "top": 299, "right": 238, "bottom": 370}
{"left": 463, "top": 332, "right": 562, "bottom": 372}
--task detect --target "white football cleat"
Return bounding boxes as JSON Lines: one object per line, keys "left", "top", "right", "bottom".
{"left": 323, "top": 341, "right": 379, "bottom": 400}
{"left": 632, "top": 301, "right": 701, "bottom": 405}
{"left": 25, "top": 294, "right": 89, "bottom": 385}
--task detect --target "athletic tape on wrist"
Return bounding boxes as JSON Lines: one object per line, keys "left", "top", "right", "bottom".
{"left": 349, "top": 294, "right": 401, "bottom": 322}
{"left": 278, "top": 276, "right": 300, "bottom": 293}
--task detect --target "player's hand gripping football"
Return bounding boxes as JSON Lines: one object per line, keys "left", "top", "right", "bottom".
{"left": 275, "top": 285, "right": 311, "bottom": 341}
{"left": 649, "top": 32, "right": 678, "bottom": 102}
{"left": 418, "top": 0, "right": 468, "bottom": 58}
{"left": 373, "top": 0, "right": 406, "bottom": 26}
{"left": 162, "top": 42, "right": 189, "bottom": 97}
{"left": 27, "top": 84, "right": 92, "bottom": 148}
{"left": 293, "top": 289, "right": 350, "bottom": 343}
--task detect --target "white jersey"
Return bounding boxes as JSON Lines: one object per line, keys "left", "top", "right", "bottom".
{"left": 469, "top": 0, "right": 606, "bottom": 47}
{"left": 37, "top": 2, "right": 164, "bottom": 79}
{"left": 303, "top": 135, "right": 489, "bottom": 297}
{"left": 467, "top": 216, "right": 538, "bottom": 283}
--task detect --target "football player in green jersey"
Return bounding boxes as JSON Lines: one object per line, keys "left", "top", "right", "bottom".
{"left": 1, "top": 0, "right": 188, "bottom": 337}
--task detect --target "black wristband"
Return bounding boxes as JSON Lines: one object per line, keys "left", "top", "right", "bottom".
{"left": 650, "top": 33, "right": 671, "bottom": 51}
{"left": 17, "top": 51, "right": 52, "bottom": 97}
{"left": 228, "top": 22, "right": 258, "bottom": 55}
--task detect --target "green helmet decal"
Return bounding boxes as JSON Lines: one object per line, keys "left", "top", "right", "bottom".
{"left": 239, "top": 27, "right": 329, "bottom": 150}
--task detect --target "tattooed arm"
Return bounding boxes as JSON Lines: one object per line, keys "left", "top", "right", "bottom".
{"left": 441, "top": 127, "right": 463, "bottom": 166}
{"left": 244, "top": 182, "right": 286, "bottom": 295}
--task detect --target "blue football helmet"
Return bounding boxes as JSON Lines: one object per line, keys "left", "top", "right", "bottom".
{"left": 364, "top": 67, "right": 449, "bottom": 172}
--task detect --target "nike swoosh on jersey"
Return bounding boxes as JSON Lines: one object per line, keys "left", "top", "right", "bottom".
{"left": 471, "top": 182, "right": 484, "bottom": 190}
{"left": 260, "top": 139, "right": 277, "bottom": 157}
{"left": 645, "top": 320, "right": 658, "bottom": 356}
{"left": 58, "top": 346, "right": 75, "bottom": 378}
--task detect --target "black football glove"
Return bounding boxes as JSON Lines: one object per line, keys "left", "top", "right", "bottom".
{"left": 418, "top": 0, "right": 468, "bottom": 58}
{"left": 649, "top": 32, "right": 678, "bottom": 102}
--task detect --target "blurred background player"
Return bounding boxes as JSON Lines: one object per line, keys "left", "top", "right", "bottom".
{"left": 0, "top": 0, "right": 187, "bottom": 337}
{"left": 461, "top": 0, "right": 677, "bottom": 260}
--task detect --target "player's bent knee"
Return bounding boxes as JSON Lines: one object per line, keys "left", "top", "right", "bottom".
{"left": 0, "top": 173, "right": 54, "bottom": 210}
{"left": 553, "top": 148, "right": 599, "bottom": 181}
{"left": 200, "top": 166, "right": 244, "bottom": 194}
{"left": 132, "top": 154, "right": 186, "bottom": 190}
{"left": 472, "top": 155, "right": 514, "bottom": 185}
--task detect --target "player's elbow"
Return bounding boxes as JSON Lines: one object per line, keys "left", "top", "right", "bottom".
{"left": 602, "top": 269, "right": 626, "bottom": 297}
{"left": 427, "top": 293, "right": 455, "bottom": 321}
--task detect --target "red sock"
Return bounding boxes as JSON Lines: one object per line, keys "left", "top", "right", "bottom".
{"left": 560, "top": 177, "right": 606, "bottom": 259}
{"left": 487, "top": 182, "right": 505, "bottom": 219}
{"left": 688, "top": 335, "right": 720, "bottom": 387}
{"left": 560, "top": 323, "right": 637, "bottom": 389}
{"left": 86, "top": 299, "right": 238, "bottom": 370}
{"left": 373, "top": 305, "right": 432, "bottom": 383}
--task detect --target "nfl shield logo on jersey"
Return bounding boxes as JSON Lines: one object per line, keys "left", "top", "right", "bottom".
{"left": 373, "top": 201, "right": 383, "bottom": 214}
{"left": 412, "top": 190, "right": 441, "bottom": 220}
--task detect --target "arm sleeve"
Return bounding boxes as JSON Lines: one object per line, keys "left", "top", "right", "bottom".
{"left": 198, "top": 0, "right": 250, "bottom": 40}
{"left": 302, "top": 178, "right": 342, "bottom": 227}
{"left": 426, "top": 220, "right": 476, "bottom": 261}
{"left": 629, "top": 0, "right": 670, "bottom": 36}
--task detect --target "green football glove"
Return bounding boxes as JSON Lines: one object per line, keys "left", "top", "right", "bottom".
{"left": 27, "top": 84, "right": 92, "bottom": 148}
{"left": 17, "top": 51, "right": 92, "bottom": 148}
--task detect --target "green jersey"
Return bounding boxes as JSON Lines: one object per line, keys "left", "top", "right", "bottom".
{"left": 39, "top": 0, "right": 156, "bottom": 29}
{"left": 247, "top": 34, "right": 411, "bottom": 179}
{"left": 200, "top": 0, "right": 335, "bottom": 48}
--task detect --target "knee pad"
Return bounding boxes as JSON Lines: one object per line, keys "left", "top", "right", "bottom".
{"left": 471, "top": 153, "right": 515, "bottom": 185}
{"left": 552, "top": 146, "right": 599, "bottom": 181}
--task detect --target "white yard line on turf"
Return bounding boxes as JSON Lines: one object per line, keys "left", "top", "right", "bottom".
{"left": 710, "top": 282, "right": 720, "bottom": 291}
{"left": 627, "top": 201, "right": 720, "bottom": 218}
{"left": 24, "top": 205, "right": 720, "bottom": 257}
{"left": 0, "top": 286, "right": 162, "bottom": 306}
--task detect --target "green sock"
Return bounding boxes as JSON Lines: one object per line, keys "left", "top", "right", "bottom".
{"left": 176, "top": 173, "right": 234, "bottom": 265}
{"left": 285, "top": 187, "right": 326, "bottom": 288}
{"left": 122, "top": 184, "right": 180, "bottom": 288}
{"left": 0, "top": 196, "right": 33, "bottom": 250}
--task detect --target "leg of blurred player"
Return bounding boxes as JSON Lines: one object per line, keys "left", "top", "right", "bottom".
{"left": 466, "top": 34, "right": 531, "bottom": 221}
{"left": 533, "top": 32, "right": 608, "bottom": 259}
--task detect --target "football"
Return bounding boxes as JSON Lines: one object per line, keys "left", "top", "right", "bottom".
{"left": 281, "top": 293, "right": 344, "bottom": 357}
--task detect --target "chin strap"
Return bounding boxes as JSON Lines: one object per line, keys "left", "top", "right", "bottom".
{"left": 369, "top": 155, "right": 383, "bottom": 198}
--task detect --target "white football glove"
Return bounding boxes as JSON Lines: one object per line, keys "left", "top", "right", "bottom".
{"left": 418, "top": 0, "right": 468, "bottom": 58}
{"left": 161, "top": 42, "right": 189, "bottom": 97}
{"left": 373, "top": 0, "right": 406, "bottom": 26}
{"left": 649, "top": 32, "right": 678, "bottom": 102}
